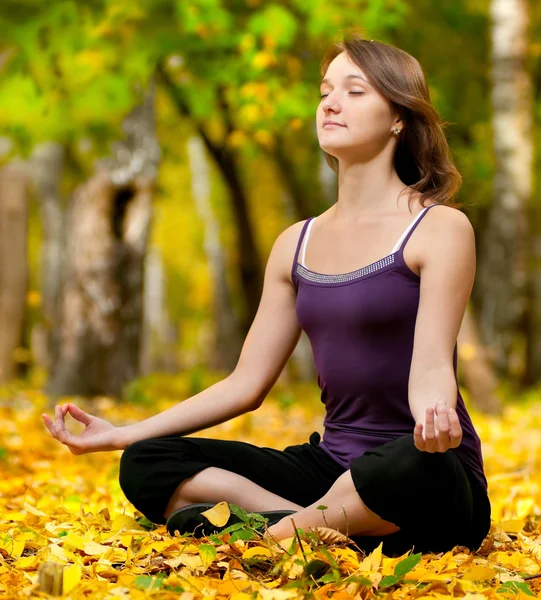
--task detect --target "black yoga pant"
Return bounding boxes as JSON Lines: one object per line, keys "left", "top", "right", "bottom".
{"left": 119, "top": 431, "right": 491, "bottom": 557}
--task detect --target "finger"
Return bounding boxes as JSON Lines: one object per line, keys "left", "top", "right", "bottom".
{"left": 67, "top": 403, "right": 93, "bottom": 426}
{"left": 448, "top": 408, "right": 463, "bottom": 448}
{"left": 424, "top": 407, "right": 436, "bottom": 453}
{"left": 54, "top": 405, "right": 66, "bottom": 437}
{"left": 42, "top": 414, "right": 59, "bottom": 440}
{"left": 55, "top": 427, "right": 80, "bottom": 448}
{"left": 436, "top": 402, "right": 450, "bottom": 452}
{"left": 414, "top": 422, "right": 425, "bottom": 451}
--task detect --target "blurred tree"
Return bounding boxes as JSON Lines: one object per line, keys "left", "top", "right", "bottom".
{"left": 0, "top": 164, "right": 29, "bottom": 383}
{"left": 28, "top": 142, "right": 65, "bottom": 372}
{"left": 47, "top": 85, "right": 160, "bottom": 397}
{"left": 475, "top": 0, "right": 533, "bottom": 384}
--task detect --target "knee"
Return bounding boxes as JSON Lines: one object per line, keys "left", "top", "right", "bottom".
{"left": 118, "top": 439, "right": 155, "bottom": 504}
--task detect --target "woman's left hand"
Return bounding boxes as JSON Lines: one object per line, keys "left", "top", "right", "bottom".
{"left": 414, "top": 399, "right": 462, "bottom": 452}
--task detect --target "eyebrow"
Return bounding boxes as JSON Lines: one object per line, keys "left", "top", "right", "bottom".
{"left": 321, "top": 74, "right": 370, "bottom": 86}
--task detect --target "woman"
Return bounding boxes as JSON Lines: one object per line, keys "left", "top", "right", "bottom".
{"left": 43, "top": 34, "right": 491, "bottom": 556}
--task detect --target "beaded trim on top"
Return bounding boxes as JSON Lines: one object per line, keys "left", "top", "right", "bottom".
{"left": 297, "top": 254, "right": 395, "bottom": 283}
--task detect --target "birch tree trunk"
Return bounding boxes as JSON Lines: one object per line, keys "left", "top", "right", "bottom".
{"left": 187, "top": 136, "right": 243, "bottom": 371}
{"left": 29, "top": 142, "right": 65, "bottom": 370}
{"left": 48, "top": 84, "right": 160, "bottom": 397}
{"left": 0, "top": 164, "right": 29, "bottom": 383}
{"left": 474, "top": 0, "right": 533, "bottom": 380}
{"left": 140, "top": 247, "right": 179, "bottom": 374}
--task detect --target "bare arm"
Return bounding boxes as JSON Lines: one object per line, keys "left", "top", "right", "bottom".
{"left": 408, "top": 207, "right": 476, "bottom": 452}
{"left": 43, "top": 222, "right": 306, "bottom": 453}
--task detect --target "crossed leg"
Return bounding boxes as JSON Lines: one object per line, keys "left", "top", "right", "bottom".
{"left": 163, "top": 466, "right": 399, "bottom": 540}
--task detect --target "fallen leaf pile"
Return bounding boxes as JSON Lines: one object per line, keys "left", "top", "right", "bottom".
{"left": 1, "top": 381, "right": 541, "bottom": 599}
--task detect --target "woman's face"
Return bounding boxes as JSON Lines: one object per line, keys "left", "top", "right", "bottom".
{"left": 316, "top": 51, "right": 401, "bottom": 163}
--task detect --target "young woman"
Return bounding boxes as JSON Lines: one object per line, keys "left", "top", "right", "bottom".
{"left": 43, "top": 34, "right": 491, "bottom": 557}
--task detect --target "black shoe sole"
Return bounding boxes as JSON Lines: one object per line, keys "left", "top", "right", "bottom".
{"left": 166, "top": 503, "right": 296, "bottom": 538}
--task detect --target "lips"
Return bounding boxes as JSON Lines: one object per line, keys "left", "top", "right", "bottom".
{"left": 323, "top": 121, "right": 345, "bottom": 127}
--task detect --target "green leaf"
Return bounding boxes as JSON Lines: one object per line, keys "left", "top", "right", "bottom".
{"left": 230, "top": 528, "right": 257, "bottom": 542}
{"left": 208, "top": 534, "right": 222, "bottom": 544}
{"left": 316, "top": 505, "right": 328, "bottom": 511}
{"left": 304, "top": 559, "right": 329, "bottom": 578}
{"left": 379, "top": 575, "right": 402, "bottom": 589}
{"left": 164, "top": 585, "right": 184, "bottom": 592}
{"left": 318, "top": 573, "right": 336, "bottom": 583}
{"left": 394, "top": 552, "right": 422, "bottom": 577}
{"left": 497, "top": 581, "right": 535, "bottom": 596}
{"left": 134, "top": 575, "right": 165, "bottom": 590}
{"left": 229, "top": 503, "right": 251, "bottom": 523}
{"left": 135, "top": 516, "right": 158, "bottom": 530}
{"left": 199, "top": 543, "right": 217, "bottom": 565}
{"left": 220, "top": 522, "right": 247, "bottom": 534}
{"left": 58, "top": 531, "right": 68, "bottom": 537}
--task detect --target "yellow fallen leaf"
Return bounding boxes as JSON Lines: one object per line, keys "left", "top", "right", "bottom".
{"left": 332, "top": 547, "right": 360, "bottom": 571}
{"left": 49, "top": 543, "right": 75, "bottom": 562}
{"left": 359, "top": 542, "right": 383, "bottom": 572}
{"left": 499, "top": 520, "right": 525, "bottom": 533}
{"left": 3, "top": 511, "right": 25, "bottom": 521}
{"left": 83, "top": 541, "right": 110, "bottom": 556}
{"left": 242, "top": 546, "right": 272, "bottom": 559}
{"left": 217, "top": 581, "right": 252, "bottom": 595}
{"left": 489, "top": 551, "right": 525, "bottom": 568}
{"left": 16, "top": 556, "right": 39, "bottom": 570}
{"left": 461, "top": 566, "right": 496, "bottom": 581}
{"left": 111, "top": 514, "right": 144, "bottom": 531}
{"left": 201, "top": 501, "right": 230, "bottom": 527}
{"left": 23, "top": 502, "right": 47, "bottom": 517}
{"left": 230, "top": 593, "right": 253, "bottom": 600}
{"left": 0, "top": 537, "right": 24, "bottom": 558}
{"left": 61, "top": 534, "right": 86, "bottom": 551}
{"left": 62, "top": 563, "right": 81, "bottom": 594}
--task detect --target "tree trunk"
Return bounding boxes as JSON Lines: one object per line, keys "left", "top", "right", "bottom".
{"left": 474, "top": 0, "right": 533, "bottom": 380}
{"left": 140, "top": 246, "right": 179, "bottom": 374}
{"left": 0, "top": 164, "right": 29, "bottom": 383}
{"left": 524, "top": 207, "right": 541, "bottom": 386}
{"left": 187, "top": 136, "right": 243, "bottom": 372}
{"left": 48, "top": 84, "right": 160, "bottom": 397}
{"left": 158, "top": 67, "right": 263, "bottom": 334}
{"left": 29, "top": 142, "right": 65, "bottom": 370}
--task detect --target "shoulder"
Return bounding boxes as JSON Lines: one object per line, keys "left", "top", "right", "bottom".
{"left": 419, "top": 204, "right": 475, "bottom": 271}
{"left": 422, "top": 204, "right": 475, "bottom": 244}
{"left": 269, "top": 219, "right": 311, "bottom": 285}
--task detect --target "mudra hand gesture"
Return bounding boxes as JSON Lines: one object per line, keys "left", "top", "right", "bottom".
{"left": 42, "top": 403, "right": 121, "bottom": 455}
{"left": 414, "top": 399, "right": 462, "bottom": 452}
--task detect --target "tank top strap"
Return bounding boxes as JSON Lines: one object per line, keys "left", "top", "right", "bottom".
{"left": 291, "top": 217, "right": 316, "bottom": 287}
{"left": 392, "top": 203, "right": 442, "bottom": 254}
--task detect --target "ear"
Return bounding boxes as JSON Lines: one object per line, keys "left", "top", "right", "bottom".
{"left": 393, "top": 116, "right": 404, "bottom": 133}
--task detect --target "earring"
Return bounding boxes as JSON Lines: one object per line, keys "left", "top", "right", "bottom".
{"left": 392, "top": 127, "right": 401, "bottom": 136}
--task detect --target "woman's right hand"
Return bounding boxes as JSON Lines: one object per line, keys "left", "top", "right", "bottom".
{"left": 42, "top": 403, "right": 125, "bottom": 455}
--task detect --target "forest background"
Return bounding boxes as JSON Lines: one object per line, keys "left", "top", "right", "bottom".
{"left": 1, "top": 0, "right": 541, "bottom": 598}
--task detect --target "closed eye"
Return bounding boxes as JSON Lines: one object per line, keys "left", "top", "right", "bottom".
{"left": 320, "top": 92, "right": 364, "bottom": 99}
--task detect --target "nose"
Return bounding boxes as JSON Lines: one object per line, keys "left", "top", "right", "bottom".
{"left": 321, "top": 92, "right": 341, "bottom": 115}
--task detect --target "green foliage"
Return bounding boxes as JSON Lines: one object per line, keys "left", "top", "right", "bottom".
{"left": 379, "top": 552, "right": 422, "bottom": 589}
{"left": 497, "top": 581, "right": 535, "bottom": 596}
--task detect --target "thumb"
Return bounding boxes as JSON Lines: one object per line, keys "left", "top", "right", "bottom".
{"left": 67, "top": 403, "right": 93, "bottom": 426}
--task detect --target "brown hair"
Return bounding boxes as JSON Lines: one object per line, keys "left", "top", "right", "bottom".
{"left": 320, "top": 31, "right": 463, "bottom": 210}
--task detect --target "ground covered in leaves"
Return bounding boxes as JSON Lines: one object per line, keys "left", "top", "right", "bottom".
{"left": 1, "top": 376, "right": 541, "bottom": 599}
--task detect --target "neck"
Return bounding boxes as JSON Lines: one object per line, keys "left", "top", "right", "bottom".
{"left": 333, "top": 156, "right": 410, "bottom": 222}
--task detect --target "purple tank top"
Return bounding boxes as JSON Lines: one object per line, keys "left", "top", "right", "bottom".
{"left": 291, "top": 204, "right": 488, "bottom": 492}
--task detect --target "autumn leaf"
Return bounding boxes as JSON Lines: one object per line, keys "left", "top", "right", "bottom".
{"left": 201, "top": 501, "right": 231, "bottom": 526}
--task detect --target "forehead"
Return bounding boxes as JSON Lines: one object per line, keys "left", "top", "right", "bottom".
{"left": 322, "top": 52, "right": 367, "bottom": 82}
